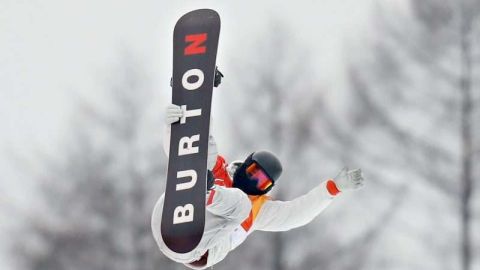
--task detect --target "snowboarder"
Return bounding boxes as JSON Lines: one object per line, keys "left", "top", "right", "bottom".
{"left": 151, "top": 75, "right": 365, "bottom": 269}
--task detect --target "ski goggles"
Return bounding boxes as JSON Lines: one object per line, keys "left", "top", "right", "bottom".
{"left": 246, "top": 162, "right": 273, "bottom": 191}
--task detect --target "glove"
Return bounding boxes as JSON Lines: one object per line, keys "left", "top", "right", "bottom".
{"left": 333, "top": 167, "right": 364, "bottom": 191}
{"left": 165, "top": 104, "right": 183, "bottom": 125}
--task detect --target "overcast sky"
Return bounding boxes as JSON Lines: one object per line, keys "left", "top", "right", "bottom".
{"left": 0, "top": 0, "right": 375, "bottom": 267}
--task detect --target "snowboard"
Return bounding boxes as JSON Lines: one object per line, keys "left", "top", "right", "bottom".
{"left": 161, "top": 9, "right": 221, "bottom": 254}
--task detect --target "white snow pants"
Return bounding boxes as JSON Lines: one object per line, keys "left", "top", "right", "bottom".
{"left": 151, "top": 185, "right": 251, "bottom": 265}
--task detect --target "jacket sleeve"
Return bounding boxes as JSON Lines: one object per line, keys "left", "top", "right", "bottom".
{"left": 252, "top": 180, "right": 336, "bottom": 232}
{"left": 163, "top": 123, "right": 218, "bottom": 170}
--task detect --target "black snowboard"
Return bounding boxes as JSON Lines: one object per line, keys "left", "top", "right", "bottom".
{"left": 161, "top": 9, "right": 220, "bottom": 254}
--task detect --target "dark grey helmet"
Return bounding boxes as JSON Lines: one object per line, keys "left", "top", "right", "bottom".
{"left": 232, "top": 150, "right": 283, "bottom": 195}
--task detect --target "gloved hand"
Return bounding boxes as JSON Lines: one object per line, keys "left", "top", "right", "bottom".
{"left": 165, "top": 104, "right": 183, "bottom": 125}
{"left": 333, "top": 167, "right": 364, "bottom": 191}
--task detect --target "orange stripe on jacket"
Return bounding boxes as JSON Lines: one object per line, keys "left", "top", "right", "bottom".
{"left": 241, "top": 195, "right": 271, "bottom": 231}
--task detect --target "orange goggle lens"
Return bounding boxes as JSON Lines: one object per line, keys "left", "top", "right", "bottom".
{"left": 246, "top": 163, "right": 273, "bottom": 191}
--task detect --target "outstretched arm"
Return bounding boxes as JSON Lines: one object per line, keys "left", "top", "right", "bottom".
{"left": 163, "top": 104, "right": 218, "bottom": 170}
{"left": 253, "top": 168, "right": 364, "bottom": 232}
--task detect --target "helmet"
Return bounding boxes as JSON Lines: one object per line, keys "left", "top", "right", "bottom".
{"left": 232, "top": 150, "right": 283, "bottom": 195}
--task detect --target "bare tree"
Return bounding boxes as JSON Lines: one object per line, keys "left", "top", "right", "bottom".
{"left": 11, "top": 53, "right": 175, "bottom": 270}
{"left": 347, "top": 1, "right": 479, "bottom": 269}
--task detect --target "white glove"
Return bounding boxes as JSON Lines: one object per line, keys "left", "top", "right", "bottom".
{"left": 165, "top": 104, "right": 183, "bottom": 125}
{"left": 333, "top": 167, "right": 364, "bottom": 191}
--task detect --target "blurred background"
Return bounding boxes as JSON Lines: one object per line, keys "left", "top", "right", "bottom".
{"left": 1, "top": 0, "right": 479, "bottom": 269}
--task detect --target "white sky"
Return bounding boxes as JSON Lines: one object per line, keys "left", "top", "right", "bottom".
{"left": 0, "top": 0, "right": 374, "bottom": 267}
